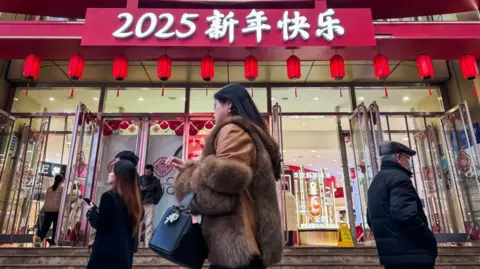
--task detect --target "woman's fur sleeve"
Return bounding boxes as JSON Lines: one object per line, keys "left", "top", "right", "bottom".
{"left": 174, "top": 161, "right": 239, "bottom": 216}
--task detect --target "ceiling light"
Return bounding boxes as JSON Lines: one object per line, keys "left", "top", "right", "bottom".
{"left": 337, "top": 172, "right": 341, "bottom": 175}
{"left": 56, "top": 153, "right": 60, "bottom": 156}
{"left": 283, "top": 150, "right": 287, "bottom": 153}
{"left": 138, "top": 97, "right": 144, "bottom": 101}
{"left": 308, "top": 164, "right": 312, "bottom": 167}
{"left": 14, "top": 98, "right": 18, "bottom": 101}
{"left": 293, "top": 159, "right": 297, "bottom": 162}
{"left": 302, "top": 123, "right": 306, "bottom": 127}
{"left": 403, "top": 137, "right": 409, "bottom": 141}
{"left": 358, "top": 97, "right": 364, "bottom": 101}
{"left": 403, "top": 96, "right": 410, "bottom": 101}
{"left": 317, "top": 155, "right": 322, "bottom": 158}
{"left": 49, "top": 97, "right": 55, "bottom": 101}
{"left": 348, "top": 163, "right": 352, "bottom": 166}
{"left": 313, "top": 97, "right": 319, "bottom": 101}
{"left": 93, "top": 97, "right": 99, "bottom": 101}
{"left": 311, "top": 150, "right": 316, "bottom": 153}
{"left": 271, "top": 98, "right": 275, "bottom": 101}
{"left": 333, "top": 160, "right": 337, "bottom": 162}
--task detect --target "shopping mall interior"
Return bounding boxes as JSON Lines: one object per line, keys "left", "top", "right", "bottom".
{"left": 0, "top": 58, "right": 478, "bottom": 248}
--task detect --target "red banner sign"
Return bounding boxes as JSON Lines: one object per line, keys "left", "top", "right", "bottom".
{"left": 82, "top": 8, "right": 375, "bottom": 47}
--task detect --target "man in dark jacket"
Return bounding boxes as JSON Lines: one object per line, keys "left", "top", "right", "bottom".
{"left": 367, "top": 141, "right": 437, "bottom": 269}
{"left": 139, "top": 164, "right": 162, "bottom": 247}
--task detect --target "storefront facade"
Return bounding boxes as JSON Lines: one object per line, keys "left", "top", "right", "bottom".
{"left": 0, "top": 0, "right": 479, "bottom": 248}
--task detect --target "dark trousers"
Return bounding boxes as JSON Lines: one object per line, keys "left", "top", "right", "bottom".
{"left": 37, "top": 211, "right": 59, "bottom": 244}
{"left": 209, "top": 257, "right": 265, "bottom": 269}
{"left": 385, "top": 264, "right": 434, "bottom": 269}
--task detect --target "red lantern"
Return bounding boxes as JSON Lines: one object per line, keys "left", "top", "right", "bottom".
{"left": 245, "top": 55, "right": 258, "bottom": 97}
{"left": 373, "top": 54, "right": 391, "bottom": 97}
{"left": 287, "top": 55, "right": 301, "bottom": 97}
{"left": 113, "top": 56, "right": 128, "bottom": 97}
{"left": 201, "top": 55, "right": 214, "bottom": 95}
{"left": 416, "top": 54, "right": 435, "bottom": 95}
{"left": 22, "top": 54, "right": 42, "bottom": 96}
{"left": 330, "top": 55, "right": 345, "bottom": 97}
{"left": 459, "top": 55, "right": 479, "bottom": 96}
{"left": 68, "top": 54, "right": 85, "bottom": 97}
{"left": 158, "top": 55, "right": 172, "bottom": 97}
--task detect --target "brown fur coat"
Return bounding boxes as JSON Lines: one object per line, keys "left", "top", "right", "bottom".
{"left": 175, "top": 117, "right": 283, "bottom": 268}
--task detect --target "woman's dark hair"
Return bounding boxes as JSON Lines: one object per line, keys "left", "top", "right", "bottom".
{"left": 214, "top": 83, "right": 267, "bottom": 131}
{"left": 113, "top": 160, "right": 142, "bottom": 236}
{"left": 52, "top": 175, "right": 64, "bottom": 191}
{"left": 115, "top": 150, "right": 139, "bottom": 167}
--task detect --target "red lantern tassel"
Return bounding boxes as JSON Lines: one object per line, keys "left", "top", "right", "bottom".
{"left": 473, "top": 83, "right": 478, "bottom": 97}
{"left": 428, "top": 83, "right": 432, "bottom": 96}
{"left": 116, "top": 86, "right": 120, "bottom": 97}
{"left": 161, "top": 85, "right": 165, "bottom": 97}
{"left": 294, "top": 86, "right": 298, "bottom": 98}
{"left": 251, "top": 86, "right": 254, "bottom": 97}
{"left": 206, "top": 85, "right": 208, "bottom": 96}
{"left": 340, "top": 86, "right": 343, "bottom": 98}
{"left": 384, "top": 86, "right": 388, "bottom": 97}
{"left": 25, "top": 83, "right": 29, "bottom": 96}
{"left": 70, "top": 86, "right": 75, "bottom": 97}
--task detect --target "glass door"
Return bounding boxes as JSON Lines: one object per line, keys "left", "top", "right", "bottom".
{"left": 56, "top": 104, "right": 97, "bottom": 246}
{"left": 441, "top": 102, "right": 480, "bottom": 242}
{"left": 349, "top": 102, "right": 383, "bottom": 243}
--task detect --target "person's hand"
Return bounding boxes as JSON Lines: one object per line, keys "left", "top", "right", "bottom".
{"left": 166, "top": 157, "right": 186, "bottom": 173}
{"left": 83, "top": 200, "right": 93, "bottom": 210}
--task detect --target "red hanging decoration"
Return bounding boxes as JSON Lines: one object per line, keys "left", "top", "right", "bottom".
{"left": 373, "top": 54, "right": 391, "bottom": 97}
{"left": 201, "top": 55, "right": 214, "bottom": 81}
{"left": 120, "top": 121, "right": 130, "bottom": 130}
{"left": 201, "top": 55, "right": 214, "bottom": 96}
{"left": 23, "top": 54, "right": 42, "bottom": 96}
{"left": 159, "top": 121, "right": 169, "bottom": 130}
{"left": 245, "top": 55, "right": 258, "bottom": 96}
{"left": 204, "top": 121, "right": 214, "bottom": 130}
{"left": 113, "top": 56, "right": 128, "bottom": 97}
{"left": 287, "top": 55, "right": 301, "bottom": 97}
{"left": 459, "top": 54, "right": 479, "bottom": 97}
{"left": 67, "top": 54, "right": 85, "bottom": 97}
{"left": 416, "top": 54, "right": 435, "bottom": 95}
{"left": 158, "top": 55, "right": 172, "bottom": 97}
{"left": 330, "top": 55, "right": 345, "bottom": 97}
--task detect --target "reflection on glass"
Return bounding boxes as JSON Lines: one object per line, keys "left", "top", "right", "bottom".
{"left": 271, "top": 87, "right": 351, "bottom": 113}
{"left": 190, "top": 88, "right": 267, "bottom": 113}
{"left": 12, "top": 88, "right": 101, "bottom": 113}
{"left": 354, "top": 87, "right": 444, "bottom": 113}
{"left": 104, "top": 88, "right": 186, "bottom": 113}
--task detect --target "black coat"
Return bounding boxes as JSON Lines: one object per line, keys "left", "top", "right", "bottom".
{"left": 87, "top": 191, "right": 135, "bottom": 269}
{"left": 139, "top": 175, "right": 162, "bottom": 205}
{"left": 367, "top": 161, "right": 437, "bottom": 265}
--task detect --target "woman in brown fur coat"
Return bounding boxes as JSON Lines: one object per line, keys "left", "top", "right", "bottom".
{"left": 166, "top": 83, "right": 284, "bottom": 269}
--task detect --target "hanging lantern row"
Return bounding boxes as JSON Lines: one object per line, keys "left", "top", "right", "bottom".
{"left": 22, "top": 53, "right": 479, "bottom": 99}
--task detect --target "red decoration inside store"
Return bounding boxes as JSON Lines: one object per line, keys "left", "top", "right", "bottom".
{"left": 244, "top": 55, "right": 259, "bottom": 97}
{"left": 459, "top": 55, "right": 479, "bottom": 96}
{"left": 112, "top": 56, "right": 128, "bottom": 97}
{"left": 330, "top": 55, "right": 346, "bottom": 97}
{"left": 67, "top": 54, "right": 85, "bottom": 97}
{"left": 22, "top": 54, "right": 42, "bottom": 96}
{"left": 286, "top": 55, "right": 301, "bottom": 97}
{"left": 157, "top": 55, "right": 172, "bottom": 96}
{"left": 416, "top": 54, "right": 435, "bottom": 95}
{"left": 373, "top": 54, "right": 391, "bottom": 97}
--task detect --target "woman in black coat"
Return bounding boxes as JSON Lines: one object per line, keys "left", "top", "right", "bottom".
{"left": 86, "top": 160, "right": 142, "bottom": 269}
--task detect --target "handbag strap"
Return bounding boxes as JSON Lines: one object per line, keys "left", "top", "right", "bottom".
{"left": 180, "top": 193, "right": 195, "bottom": 208}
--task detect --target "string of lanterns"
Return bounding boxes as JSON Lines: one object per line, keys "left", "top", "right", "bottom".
{"left": 21, "top": 52, "right": 479, "bottom": 97}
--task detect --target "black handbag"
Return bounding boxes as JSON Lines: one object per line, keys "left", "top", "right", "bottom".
{"left": 149, "top": 193, "right": 208, "bottom": 269}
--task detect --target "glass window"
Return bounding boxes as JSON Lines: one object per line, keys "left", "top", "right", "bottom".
{"left": 104, "top": 88, "right": 185, "bottom": 113}
{"left": 354, "top": 87, "right": 444, "bottom": 112}
{"left": 271, "top": 87, "right": 351, "bottom": 113}
{"left": 189, "top": 87, "right": 267, "bottom": 113}
{"left": 12, "top": 87, "right": 101, "bottom": 113}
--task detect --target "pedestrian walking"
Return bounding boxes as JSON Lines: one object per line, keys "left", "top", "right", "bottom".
{"left": 167, "top": 83, "right": 284, "bottom": 269}
{"left": 367, "top": 141, "right": 437, "bottom": 269}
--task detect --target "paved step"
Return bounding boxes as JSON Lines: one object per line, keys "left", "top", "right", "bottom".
{"left": 0, "top": 247, "right": 479, "bottom": 268}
